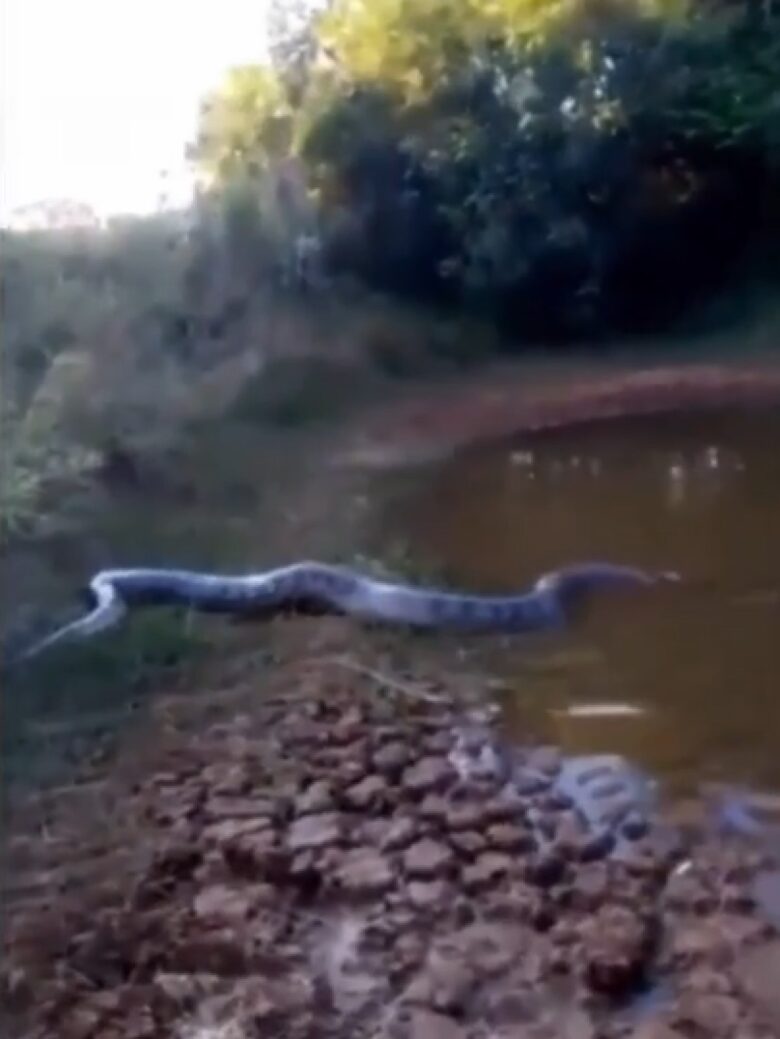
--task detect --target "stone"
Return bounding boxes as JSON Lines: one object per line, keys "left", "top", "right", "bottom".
{"left": 409, "top": 1009, "right": 467, "bottom": 1039}
{"left": 449, "top": 831, "right": 487, "bottom": 859}
{"left": 419, "top": 794, "right": 450, "bottom": 822}
{"left": 664, "top": 871, "right": 717, "bottom": 914}
{"left": 204, "top": 795, "right": 276, "bottom": 820}
{"left": 405, "top": 949, "right": 476, "bottom": 1013}
{"left": 193, "top": 884, "right": 255, "bottom": 923}
{"left": 733, "top": 940, "right": 780, "bottom": 1031}
{"left": 444, "top": 801, "right": 485, "bottom": 832}
{"left": 425, "top": 730, "right": 453, "bottom": 755}
{"left": 171, "top": 929, "right": 249, "bottom": 975}
{"left": 482, "top": 796, "right": 524, "bottom": 824}
{"left": 382, "top": 816, "right": 419, "bottom": 852}
{"left": 287, "top": 812, "right": 343, "bottom": 853}
{"left": 403, "top": 758, "right": 455, "bottom": 797}
{"left": 569, "top": 863, "right": 609, "bottom": 910}
{"left": 373, "top": 741, "right": 411, "bottom": 774}
{"left": 462, "top": 852, "right": 513, "bottom": 891}
{"left": 202, "top": 817, "right": 272, "bottom": 846}
{"left": 345, "top": 774, "right": 388, "bottom": 811}
{"left": 581, "top": 905, "right": 651, "bottom": 995}
{"left": 335, "top": 848, "right": 395, "bottom": 897}
{"left": 525, "top": 851, "right": 566, "bottom": 888}
{"left": 294, "top": 780, "right": 334, "bottom": 816}
{"left": 407, "top": 880, "right": 449, "bottom": 911}
{"left": 403, "top": 839, "right": 455, "bottom": 879}
{"left": 673, "top": 992, "right": 742, "bottom": 1037}
{"left": 486, "top": 823, "right": 533, "bottom": 853}
{"left": 630, "top": 1024, "right": 686, "bottom": 1039}
{"left": 222, "top": 830, "right": 287, "bottom": 881}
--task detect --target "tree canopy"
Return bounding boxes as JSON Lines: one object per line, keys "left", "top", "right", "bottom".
{"left": 190, "top": 0, "right": 780, "bottom": 339}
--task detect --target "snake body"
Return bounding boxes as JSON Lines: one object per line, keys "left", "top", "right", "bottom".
{"left": 18, "top": 560, "right": 679, "bottom": 662}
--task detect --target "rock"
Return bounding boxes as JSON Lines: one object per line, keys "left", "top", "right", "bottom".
{"left": 382, "top": 816, "right": 419, "bottom": 852}
{"left": 153, "top": 970, "right": 222, "bottom": 1009}
{"left": 403, "top": 757, "right": 455, "bottom": 797}
{"left": 462, "top": 852, "right": 513, "bottom": 891}
{"left": 361, "top": 817, "right": 392, "bottom": 846}
{"left": 394, "top": 932, "right": 427, "bottom": 973}
{"left": 485, "top": 823, "right": 533, "bottom": 853}
{"left": 222, "top": 830, "right": 287, "bottom": 880}
{"left": 171, "top": 929, "right": 249, "bottom": 975}
{"left": 204, "top": 795, "right": 277, "bottom": 821}
{"left": 287, "top": 812, "right": 343, "bottom": 853}
{"left": 373, "top": 741, "right": 411, "bottom": 775}
{"left": 344, "top": 774, "right": 388, "bottom": 811}
{"left": 335, "top": 849, "right": 395, "bottom": 897}
{"left": 630, "top": 1024, "right": 686, "bottom": 1039}
{"left": 409, "top": 1009, "right": 467, "bottom": 1039}
{"left": 61, "top": 1004, "right": 102, "bottom": 1039}
{"left": 330, "top": 707, "right": 365, "bottom": 744}
{"left": 193, "top": 884, "right": 256, "bottom": 923}
{"left": 295, "top": 780, "right": 335, "bottom": 816}
{"left": 444, "top": 801, "right": 486, "bottom": 832}
{"left": 570, "top": 863, "right": 609, "bottom": 910}
{"left": 449, "top": 831, "right": 487, "bottom": 859}
{"left": 733, "top": 940, "right": 780, "bottom": 1031}
{"left": 482, "top": 796, "right": 524, "bottom": 824}
{"left": 201, "top": 817, "right": 272, "bottom": 846}
{"left": 553, "top": 812, "right": 587, "bottom": 849}
{"left": 337, "top": 759, "right": 369, "bottom": 785}
{"left": 403, "top": 839, "right": 455, "bottom": 879}
{"left": 664, "top": 869, "right": 717, "bottom": 914}
{"left": 581, "top": 905, "right": 652, "bottom": 994}
{"left": 525, "top": 851, "right": 566, "bottom": 888}
{"left": 672, "top": 991, "right": 742, "bottom": 1036}
{"left": 406, "top": 879, "right": 450, "bottom": 912}
{"left": 404, "top": 948, "right": 476, "bottom": 1013}
{"left": 419, "top": 794, "right": 450, "bottom": 823}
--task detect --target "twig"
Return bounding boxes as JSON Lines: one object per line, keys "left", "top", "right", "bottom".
{"left": 326, "top": 655, "right": 452, "bottom": 706}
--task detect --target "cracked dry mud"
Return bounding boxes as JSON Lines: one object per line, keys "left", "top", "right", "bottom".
{"left": 3, "top": 668, "right": 780, "bottom": 1039}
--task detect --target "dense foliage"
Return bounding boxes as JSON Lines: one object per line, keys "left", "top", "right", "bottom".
{"left": 193, "top": 0, "right": 780, "bottom": 339}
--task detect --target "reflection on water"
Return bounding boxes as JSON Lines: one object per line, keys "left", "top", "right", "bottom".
{"left": 387, "top": 408, "right": 780, "bottom": 791}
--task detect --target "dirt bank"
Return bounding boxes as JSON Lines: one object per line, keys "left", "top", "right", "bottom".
{"left": 4, "top": 628, "right": 780, "bottom": 1039}
{"left": 344, "top": 361, "right": 780, "bottom": 466}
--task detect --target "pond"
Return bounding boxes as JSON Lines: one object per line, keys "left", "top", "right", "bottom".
{"left": 5, "top": 403, "right": 780, "bottom": 799}
{"left": 381, "top": 406, "right": 780, "bottom": 792}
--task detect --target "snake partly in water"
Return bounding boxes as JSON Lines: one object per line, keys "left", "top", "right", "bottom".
{"left": 17, "top": 559, "right": 680, "bottom": 662}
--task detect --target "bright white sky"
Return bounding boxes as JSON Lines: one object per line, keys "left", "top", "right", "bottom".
{"left": 1, "top": 0, "right": 270, "bottom": 222}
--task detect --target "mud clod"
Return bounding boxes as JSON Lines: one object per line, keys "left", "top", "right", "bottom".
{"left": 3, "top": 663, "right": 778, "bottom": 1039}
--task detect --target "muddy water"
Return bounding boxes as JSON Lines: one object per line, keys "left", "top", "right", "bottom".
{"left": 387, "top": 407, "right": 780, "bottom": 792}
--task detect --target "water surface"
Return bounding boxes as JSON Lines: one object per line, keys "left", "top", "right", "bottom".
{"left": 386, "top": 407, "right": 780, "bottom": 791}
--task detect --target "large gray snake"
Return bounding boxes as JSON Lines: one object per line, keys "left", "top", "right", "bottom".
{"left": 18, "top": 560, "right": 680, "bottom": 662}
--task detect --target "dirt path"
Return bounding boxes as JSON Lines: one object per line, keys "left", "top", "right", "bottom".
{"left": 3, "top": 627, "right": 780, "bottom": 1039}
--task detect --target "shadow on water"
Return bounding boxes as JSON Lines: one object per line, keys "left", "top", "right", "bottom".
{"left": 377, "top": 406, "right": 780, "bottom": 793}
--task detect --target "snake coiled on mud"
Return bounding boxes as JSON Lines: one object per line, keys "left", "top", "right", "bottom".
{"left": 18, "top": 560, "right": 680, "bottom": 662}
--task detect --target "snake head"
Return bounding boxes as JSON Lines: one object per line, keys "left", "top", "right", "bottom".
{"left": 535, "top": 562, "right": 681, "bottom": 620}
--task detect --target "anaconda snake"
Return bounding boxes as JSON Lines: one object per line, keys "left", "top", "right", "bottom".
{"left": 18, "top": 560, "right": 680, "bottom": 662}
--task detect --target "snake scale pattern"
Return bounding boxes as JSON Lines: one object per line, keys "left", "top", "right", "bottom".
{"left": 19, "top": 560, "right": 680, "bottom": 662}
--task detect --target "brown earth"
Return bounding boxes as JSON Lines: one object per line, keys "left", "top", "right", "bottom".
{"left": 4, "top": 621, "right": 780, "bottom": 1039}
